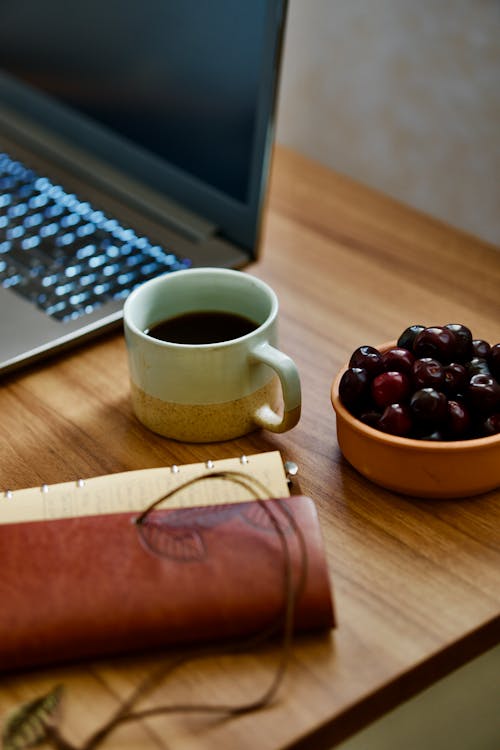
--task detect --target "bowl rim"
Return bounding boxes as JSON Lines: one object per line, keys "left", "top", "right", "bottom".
{"left": 331, "top": 340, "right": 500, "bottom": 453}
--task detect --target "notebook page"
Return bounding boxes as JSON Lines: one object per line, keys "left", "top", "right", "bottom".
{"left": 0, "top": 452, "right": 290, "bottom": 525}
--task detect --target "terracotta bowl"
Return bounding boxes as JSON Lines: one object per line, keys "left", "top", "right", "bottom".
{"left": 331, "top": 342, "right": 500, "bottom": 499}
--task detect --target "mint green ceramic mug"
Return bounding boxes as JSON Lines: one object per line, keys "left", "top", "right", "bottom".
{"left": 123, "top": 268, "right": 301, "bottom": 442}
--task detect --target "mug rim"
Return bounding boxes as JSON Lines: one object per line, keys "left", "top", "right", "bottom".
{"left": 123, "top": 267, "right": 278, "bottom": 349}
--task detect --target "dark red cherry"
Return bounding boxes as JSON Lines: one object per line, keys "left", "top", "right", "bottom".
{"left": 410, "top": 388, "right": 448, "bottom": 427}
{"left": 397, "top": 324, "right": 425, "bottom": 351}
{"left": 339, "top": 367, "right": 370, "bottom": 412}
{"left": 413, "top": 326, "right": 457, "bottom": 363}
{"left": 487, "top": 343, "right": 500, "bottom": 380}
{"left": 359, "top": 410, "right": 382, "bottom": 429}
{"left": 378, "top": 404, "right": 412, "bottom": 436}
{"left": 412, "top": 358, "right": 445, "bottom": 389}
{"left": 349, "top": 345, "right": 384, "bottom": 377}
{"left": 444, "top": 323, "right": 473, "bottom": 362}
{"left": 443, "top": 363, "right": 468, "bottom": 395}
{"left": 445, "top": 400, "right": 471, "bottom": 438}
{"left": 381, "top": 347, "right": 415, "bottom": 375}
{"left": 467, "top": 357, "right": 491, "bottom": 378}
{"left": 468, "top": 374, "right": 500, "bottom": 415}
{"left": 472, "top": 339, "right": 491, "bottom": 358}
{"left": 371, "top": 371, "right": 411, "bottom": 408}
{"left": 483, "top": 413, "right": 500, "bottom": 436}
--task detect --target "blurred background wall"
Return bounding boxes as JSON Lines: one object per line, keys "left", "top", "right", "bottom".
{"left": 275, "top": 0, "right": 500, "bottom": 247}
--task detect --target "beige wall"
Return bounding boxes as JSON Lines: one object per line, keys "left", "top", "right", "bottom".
{"left": 275, "top": 0, "right": 500, "bottom": 247}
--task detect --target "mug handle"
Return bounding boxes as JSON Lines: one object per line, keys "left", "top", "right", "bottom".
{"left": 249, "top": 342, "right": 301, "bottom": 433}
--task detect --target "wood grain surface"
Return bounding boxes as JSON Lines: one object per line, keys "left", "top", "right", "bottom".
{"left": 1, "top": 146, "right": 499, "bottom": 750}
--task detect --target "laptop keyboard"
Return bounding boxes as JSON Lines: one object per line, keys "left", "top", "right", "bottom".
{"left": 0, "top": 151, "right": 191, "bottom": 322}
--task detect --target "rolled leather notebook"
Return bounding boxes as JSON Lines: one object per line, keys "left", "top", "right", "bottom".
{"left": 0, "top": 496, "right": 334, "bottom": 671}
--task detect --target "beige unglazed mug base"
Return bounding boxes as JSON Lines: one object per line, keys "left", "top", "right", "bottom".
{"left": 131, "top": 376, "right": 285, "bottom": 442}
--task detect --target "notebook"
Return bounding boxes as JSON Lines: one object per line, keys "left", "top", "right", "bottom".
{"left": 0, "top": 451, "right": 335, "bottom": 671}
{"left": 0, "top": 1, "right": 288, "bottom": 375}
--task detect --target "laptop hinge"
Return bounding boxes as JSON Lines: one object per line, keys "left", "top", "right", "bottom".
{"left": 0, "top": 105, "right": 217, "bottom": 244}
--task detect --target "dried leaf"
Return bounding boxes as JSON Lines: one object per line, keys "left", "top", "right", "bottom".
{"left": 2, "top": 684, "right": 63, "bottom": 750}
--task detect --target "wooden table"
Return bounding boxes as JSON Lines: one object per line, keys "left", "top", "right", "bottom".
{"left": 1, "top": 147, "right": 499, "bottom": 749}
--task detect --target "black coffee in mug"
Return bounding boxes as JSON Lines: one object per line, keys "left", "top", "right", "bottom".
{"left": 145, "top": 310, "right": 259, "bottom": 345}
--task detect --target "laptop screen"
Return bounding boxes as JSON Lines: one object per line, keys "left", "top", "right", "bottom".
{"left": 0, "top": 0, "right": 287, "bottom": 253}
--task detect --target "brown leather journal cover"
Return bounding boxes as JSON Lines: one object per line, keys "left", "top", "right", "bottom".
{"left": 0, "top": 496, "right": 334, "bottom": 672}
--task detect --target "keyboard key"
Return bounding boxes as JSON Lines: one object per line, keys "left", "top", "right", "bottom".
{"left": 79, "top": 272, "right": 98, "bottom": 286}
{"left": 21, "top": 236, "right": 41, "bottom": 251}
{"left": 23, "top": 213, "right": 44, "bottom": 228}
{"left": 40, "top": 222, "right": 59, "bottom": 238}
{"left": 76, "top": 244, "right": 97, "bottom": 260}
{"left": 64, "top": 264, "right": 83, "bottom": 278}
{"left": 76, "top": 222, "right": 96, "bottom": 238}
{"left": 44, "top": 300, "right": 68, "bottom": 318}
{"left": 41, "top": 273, "right": 60, "bottom": 287}
{"left": 28, "top": 194, "right": 49, "bottom": 210}
{"left": 2, "top": 272, "right": 22, "bottom": 288}
{"left": 93, "top": 281, "right": 113, "bottom": 296}
{"left": 43, "top": 203, "right": 64, "bottom": 218}
{"left": 6, "top": 225, "right": 25, "bottom": 240}
{"left": 88, "top": 254, "right": 107, "bottom": 268}
{"left": 60, "top": 213, "right": 81, "bottom": 229}
{"left": 8, "top": 203, "right": 28, "bottom": 218}
{"left": 69, "top": 290, "right": 92, "bottom": 306}
{"left": 54, "top": 281, "right": 76, "bottom": 296}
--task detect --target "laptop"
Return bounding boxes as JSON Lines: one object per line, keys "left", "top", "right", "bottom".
{"left": 0, "top": 0, "right": 288, "bottom": 375}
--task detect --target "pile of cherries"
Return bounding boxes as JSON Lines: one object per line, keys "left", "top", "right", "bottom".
{"left": 338, "top": 324, "right": 500, "bottom": 440}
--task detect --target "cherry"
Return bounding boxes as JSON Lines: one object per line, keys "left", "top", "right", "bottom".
{"left": 349, "top": 346, "right": 384, "bottom": 377}
{"left": 483, "top": 414, "right": 500, "bottom": 436}
{"left": 443, "top": 363, "right": 468, "bottom": 395}
{"left": 339, "top": 368, "right": 370, "bottom": 412}
{"left": 444, "top": 323, "right": 473, "bottom": 361}
{"left": 412, "top": 358, "right": 445, "bottom": 389}
{"left": 378, "top": 404, "right": 412, "bottom": 436}
{"left": 413, "top": 326, "right": 457, "bottom": 363}
{"left": 371, "top": 371, "right": 411, "bottom": 408}
{"left": 488, "top": 343, "right": 500, "bottom": 380}
{"left": 359, "top": 410, "right": 382, "bottom": 429}
{"left": 472, "top": 339, "right": 491, "bottom": 358}
{"left": 381, "top": 347, "right": 415, "bottom": 375}
{"left": 467, "top": 358, "right": 491, "bottom": 378}
{"left": 397, "top": 324, "right": 425, "bottom": 351}
{"left": 445, "top": 400, "right": 471, "bottom": 438}
{"left": 410, "top": 388, "right": 448, "bottom": 427}
{"left": 468, "top": 374, "right": 500, "bottom": 415}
